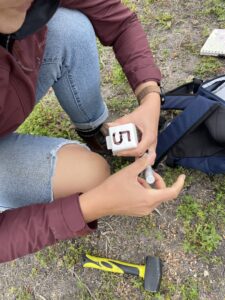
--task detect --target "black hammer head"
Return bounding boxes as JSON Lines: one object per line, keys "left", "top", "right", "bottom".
{"left": 144, "top": 256, "right": 162, "bottom": 292}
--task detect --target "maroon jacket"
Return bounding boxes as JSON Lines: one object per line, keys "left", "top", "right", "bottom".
{"left": 0, "top": 0, "right": 161, "bottom": 263}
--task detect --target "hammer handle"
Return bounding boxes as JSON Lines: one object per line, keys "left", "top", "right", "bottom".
{"left": 83, "top": 254, "right": 145, "bottom": 278}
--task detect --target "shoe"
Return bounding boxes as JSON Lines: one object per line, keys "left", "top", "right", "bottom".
{"left": 76, "top": 124, "right": 112, "bottom": 155}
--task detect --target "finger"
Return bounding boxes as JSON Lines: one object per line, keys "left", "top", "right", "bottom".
{"left": 122, "top": 138, "right": 149, "bottom": 157}
{"left": 148, "top": 141, "right": 157, "bottom": 157}
{"left": 169, "top": 174, "right": 186, "bottom": 196}
{"left": 153, "top": 172, "right": 166, "bottom": 189}
{"left": 116, "top": 148, "right": 156, "bottom": 162}
{"left": 127, "top": 153, "right": 154, "bottom": 176}
{"left": 152, "top": 174, "right": 186, "bottom": 202}
{"left": 115, "top": 147, "right": 146, "bottom": 157}
{"left": 107, "top": 115, "right": 129, "bottom": 127}
{"left": 137, "top": 177, "right": 151, "bottom": 189}
{"left": 118, "top": 134, "right": 156, "bottom": 157}
{"left": 136, "top": 138, "right": 151, "bottom": 156}
{"left": 136, "top": 128, "right": 157, "bottom": 155}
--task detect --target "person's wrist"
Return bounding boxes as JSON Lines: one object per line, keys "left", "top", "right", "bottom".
{"left": 139, "top": 92, "right": 161, "bottom": 106}
{"left": 135, "top": 81, "right": 161, "bottom": 105}
{"left": 79, "top": 186, "right": 109, "bottom": 223}
{"left": 135, "top": 81, "right": 159, "bottom": 94}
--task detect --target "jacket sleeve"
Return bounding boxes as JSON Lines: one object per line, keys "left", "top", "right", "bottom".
{"left": 60, "top": 0, "right": 161, "bottom": 91}
{"left": 0, "top": 194, "right": 96, "bottom": 263}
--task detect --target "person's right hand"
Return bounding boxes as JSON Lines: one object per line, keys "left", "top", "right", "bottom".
{"left": 79, "top": 154, "right": 185, "bottom": 223}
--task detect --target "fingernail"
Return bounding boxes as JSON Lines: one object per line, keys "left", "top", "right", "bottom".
{"left": 181, "top": 174, "right": 186, "bottom": 180}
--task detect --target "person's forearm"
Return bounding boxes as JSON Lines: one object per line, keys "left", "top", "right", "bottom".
{"left": 79, "top": 186, "right": 108, "bottom": 223}
{"left": 0, "top": 194, "right": 96, "bottom": 263}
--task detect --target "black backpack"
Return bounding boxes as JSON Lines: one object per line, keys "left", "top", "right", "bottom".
{"left": 156, "top": 75, "right": 225, "bottom": 174}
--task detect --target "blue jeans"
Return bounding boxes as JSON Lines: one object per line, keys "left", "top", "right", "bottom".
{"left": 36, "top": 7, "right": 108, "bottom": 130}
{"left": 0, "top": 8, "right": 107, "bottom": 211}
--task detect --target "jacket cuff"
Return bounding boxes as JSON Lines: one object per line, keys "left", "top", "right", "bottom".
{"left": 128, "top": 65, "right": 162, "bottom": 91}
{"left": 48, "top": 194, "right": 97, "bottom": 241}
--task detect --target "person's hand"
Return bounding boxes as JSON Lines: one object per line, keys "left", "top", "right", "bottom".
{"left": 108, "top": 93, "right": 160, "bottom": 158}
{"left": 79, "top": 154, "right": 185, "bottom": 223}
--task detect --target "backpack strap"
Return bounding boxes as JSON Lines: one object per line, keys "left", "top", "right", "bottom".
{"left": 164, "top": 78, "right": 203, "bottom": 96}
{"left": 155, "top": 96, "right": 220, "bottom": 166}
{"left": 161, "top": 78, "right": 203, "bottom": 110}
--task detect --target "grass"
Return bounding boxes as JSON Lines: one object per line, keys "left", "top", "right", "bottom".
{"left": 110, "top": 61, "right": 128, "bottom": 86}
{"left": 149, "top": 36, "right": 167, "bottom": 55}
{"left": 106, "top": 96, "right": 136, "bottom": 113}
{"left": 35, "top": 237, "right": 93, "bottom": 270}
{"left": 177, "top": 192, "right": 224, "bottom": 257}
{"left": 181, "top": 40, "right": 199, "bottom": 55}
{"left": 93, "top": 273, "right": 122, "bottom": 299}
{"left": 155, "top": 12, "right": 173, "bottom": 30}
{"left": 204, "top": 0, "right": 225, "bottom": 21}
{"left": 17, "top": 95, "right": 77, "bottom": 140}
{"left": 162, "top": 166, "right": 195, "bottom": 187}
{"left": 130, "top": 276, "right": 199, "bottom": 300}
{"left": 122, "top": 0, "right": 137, "bottom": 12}
{"left": 180, "top": 279, "right": 199, "bottom": 300}
{"left": 8, "top": 287, "right": 33, "bottom": 300}
{"left": 194, "top": 56, "right": 223, "bottom": 78}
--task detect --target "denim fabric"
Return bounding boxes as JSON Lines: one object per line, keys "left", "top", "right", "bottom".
{"left": 0, "top": 8, "right": 105, "bottom": 211}
{"left": 36, "top": 8, "right": 108, "bottom": 130}
{"left": 0, "top": 134, "right": 88, "bottom": 211}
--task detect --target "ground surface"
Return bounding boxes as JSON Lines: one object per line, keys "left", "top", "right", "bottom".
{"left": 0, "top": 0, "right": 225, "bottom": 299}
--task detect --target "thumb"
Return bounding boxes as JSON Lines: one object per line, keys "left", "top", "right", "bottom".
{"left": 155, "top": 174, "right": 186, "bottom": 202}
{"left": 107, "top": 121, "right": 121, "bottom": 128}
{"left": 128, "top": 153, "right": 154, "bottom": 176}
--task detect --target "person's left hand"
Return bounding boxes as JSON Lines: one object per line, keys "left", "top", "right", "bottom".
{"left": 108, "top": 93, "right": 161, "bottom": 158}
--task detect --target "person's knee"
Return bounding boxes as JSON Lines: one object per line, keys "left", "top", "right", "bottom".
{"left": 82, "top": 148, "right": 110, "bottom": 188}
{"left": 52, "top": 144, "right": 110, "bottom": 199}
{"left": 48, "top": 8, "right": 96, "bottom": 52}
